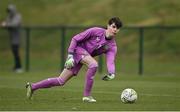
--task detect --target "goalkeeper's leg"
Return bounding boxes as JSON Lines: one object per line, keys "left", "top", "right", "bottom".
{"left": 81, "top": 55, "right": 98, "bottom": 102}
{"left": 26, "top": 69, "right": 73, "bottom": 99}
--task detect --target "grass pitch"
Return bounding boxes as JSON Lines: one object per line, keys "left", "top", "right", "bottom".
{"left": 0, "top": 71, "right": 180, "bottom": 111}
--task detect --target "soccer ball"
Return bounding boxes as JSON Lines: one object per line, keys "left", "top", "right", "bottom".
{"left": 121, "top": 88, "right": 138, "bottom": 103}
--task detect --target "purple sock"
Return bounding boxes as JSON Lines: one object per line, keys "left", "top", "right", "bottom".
{"left": 84, "top": 67, "right": 97, "bottom": 96}
{"left": 31, "top": 77, "right": 65, "bottom": 91}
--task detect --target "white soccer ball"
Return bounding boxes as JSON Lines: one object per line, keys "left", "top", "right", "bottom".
{"left": 121, "top": 88, "right": 138, "bottom": 103}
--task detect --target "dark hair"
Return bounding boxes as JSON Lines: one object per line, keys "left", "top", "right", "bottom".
{"left": 108, "top": 17, "right": 123, "bottom": 29}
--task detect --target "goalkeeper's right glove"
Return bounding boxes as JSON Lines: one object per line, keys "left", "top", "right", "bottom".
{"left": 65, "top": 54, "right": 74, "bottom": 69}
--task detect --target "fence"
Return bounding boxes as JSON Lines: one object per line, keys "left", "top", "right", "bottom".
{"left": 0, "top": 26, "right": 180, "bottom": 75}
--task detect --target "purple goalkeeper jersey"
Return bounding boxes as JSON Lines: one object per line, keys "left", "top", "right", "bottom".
{"left": 68, "top": 27, "right": 117, "bottom": 74}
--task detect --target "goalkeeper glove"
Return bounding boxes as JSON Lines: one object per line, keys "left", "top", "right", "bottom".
{"left": 65, "top": 54, "right": 74, "bottom": 69}
{"left": 102, "top": 73, "right": 115, "bottom": 81}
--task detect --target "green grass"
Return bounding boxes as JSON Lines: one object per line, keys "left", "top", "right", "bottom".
{"left": 0, "top": 1, "right": 180, "bottom": 110}
{"left": 0, "top": 71, "right": 180, "bottom": 111}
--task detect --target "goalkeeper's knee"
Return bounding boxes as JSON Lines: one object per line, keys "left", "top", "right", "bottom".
{"left": 88, "top": 62, "right": 98, "bottom": 69}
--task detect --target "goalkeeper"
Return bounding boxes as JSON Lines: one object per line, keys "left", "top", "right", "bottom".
{"left": 26, "top": 17, "right": 123, "bottom": 102}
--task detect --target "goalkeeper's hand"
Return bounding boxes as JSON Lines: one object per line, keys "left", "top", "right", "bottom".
{"left": 102, "top": 73, "right": 115, "bottom": 81}
{"left": 65, "top": 54, "right": 74, "bottom": 69}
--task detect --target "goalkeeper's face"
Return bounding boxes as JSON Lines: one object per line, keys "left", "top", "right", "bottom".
{"left": 106, "top": 23, "right": 120, "bottom": 39}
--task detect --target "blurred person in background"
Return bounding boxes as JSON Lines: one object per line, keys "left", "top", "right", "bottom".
{"left": 26, "top": 17, "right": 123, "bottom": 102}
{"left": 1, "top": 4, "right": 23, "bottom": 73}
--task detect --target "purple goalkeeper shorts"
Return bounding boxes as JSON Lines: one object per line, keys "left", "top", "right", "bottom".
{"left": 68, "top": 46, "right": 90, "bottom": 75}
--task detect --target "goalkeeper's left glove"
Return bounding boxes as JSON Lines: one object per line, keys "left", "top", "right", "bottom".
{"left": 102, "top": 73, "right": 115, "bottom": 81}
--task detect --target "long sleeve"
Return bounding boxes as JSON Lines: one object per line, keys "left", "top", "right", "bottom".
{"left": 105, "top": 45, "right": 117, "bottom": 74}
{"left": 68, "top": 28, "right": 93, "bottom": 53}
